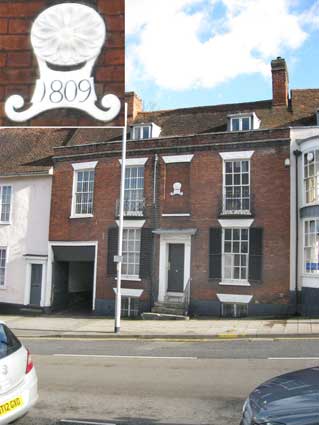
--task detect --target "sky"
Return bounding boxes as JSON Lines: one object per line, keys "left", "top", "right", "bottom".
{"left": 125, "top": 0, "right": 319, "bottom": 111}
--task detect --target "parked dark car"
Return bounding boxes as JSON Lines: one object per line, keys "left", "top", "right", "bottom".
{"left": 240, "top": 367, "right": 319, "bottom": 425}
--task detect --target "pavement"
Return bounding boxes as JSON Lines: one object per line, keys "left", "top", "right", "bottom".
{"left": 2, "top": 314, "right": 319, "bottom": 339}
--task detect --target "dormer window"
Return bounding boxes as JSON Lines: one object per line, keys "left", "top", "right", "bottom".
{"left": 133, "top": 125, "right": 151, "bottom": 140}
{"left": 231, "top": 116, "right": 251, "bottom": 131}
{"left": 228, "top": 113, "right": 260, "bottom": 132}
{"left": 131, "top": 123, "right": 161, "bottom": 140}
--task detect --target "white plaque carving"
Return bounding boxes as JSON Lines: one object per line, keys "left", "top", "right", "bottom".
{"left": 171, "top": 182, "right": 183, "bottom": 196}
{"left": 5, "top": 3, "right": 121, "bottom": 122}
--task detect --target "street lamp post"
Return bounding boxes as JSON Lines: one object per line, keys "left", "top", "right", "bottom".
{"left": 114, "top": 102, "right": 128, "bottom": 333}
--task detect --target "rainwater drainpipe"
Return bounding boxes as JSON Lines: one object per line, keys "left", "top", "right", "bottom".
{"left": 151, "top": 154, "right": 159, "bottom": 308}
{"left": 153, "top": 154, "right": 159, "bottom": 205}
{"left": 293, "top": 149, "right": 302, "bottom": 315}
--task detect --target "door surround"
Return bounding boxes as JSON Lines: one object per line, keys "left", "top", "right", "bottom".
{"left": 158, "top": 233, "right": 192, "bottom": 302}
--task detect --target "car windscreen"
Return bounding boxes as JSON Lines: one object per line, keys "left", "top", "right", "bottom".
{"left": 0, "top": 324, "right": 22, "bottom": 359}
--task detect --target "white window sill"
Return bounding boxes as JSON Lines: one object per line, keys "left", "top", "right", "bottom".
{"left": 70, "top": 214, "right": 94, "bottom": 219}
{"left": 115, "top": 276, "right": 142, "bottom": 282}
{"left": 0, "top": 286, "right": 7, "bottom": 290}
{"left": 221, "top": 210, "right": 251, "bottom": 215}
{"left": 219, "top": 280, "right": 251, "bottom": 287}
{"left": 0, "top": 222, "right": 11, "bottom": 225}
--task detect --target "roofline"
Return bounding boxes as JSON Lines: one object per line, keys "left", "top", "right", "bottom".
{"left": 53, "top": 126, "right": 290, "bottom": 152}
{"left": 134, "top": 99, "right": 273, "bottom": 116}
{"left": 288, "top": 125, "right": 319, "bottom": 129}
{"left": 53, "top": 137, "right": 290, "bottom": 162}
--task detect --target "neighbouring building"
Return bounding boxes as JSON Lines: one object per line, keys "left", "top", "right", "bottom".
{"left": 0, "top": 128, "right": 70, "bottom": 311}
{"left": 290, "top": 126, "right": 319, "bottom": 316}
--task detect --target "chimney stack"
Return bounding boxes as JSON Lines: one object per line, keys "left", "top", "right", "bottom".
{"left": 125, "top": 92, "right": 143, "bottom": 123}
{"left": 271, "top": 57, "right": 289, "bottom": 107}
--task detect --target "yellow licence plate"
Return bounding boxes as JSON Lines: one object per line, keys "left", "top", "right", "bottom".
{"left": 0, "top": 396, "right": 24, "bottom": 416}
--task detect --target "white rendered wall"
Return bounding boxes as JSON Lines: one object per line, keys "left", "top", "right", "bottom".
{"left": 0, "top": 175, "right": 52, "bottom": 305}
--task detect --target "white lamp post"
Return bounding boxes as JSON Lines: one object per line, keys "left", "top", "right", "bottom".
{"left": 115, "top": 102, "right": 128, "bottom": 333}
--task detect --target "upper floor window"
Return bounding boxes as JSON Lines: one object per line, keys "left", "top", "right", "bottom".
{"left": 304, "top": 150, "right": 319, "bottom": 204}
{"left": 71, "top": 161, "right": 97, "bottom": 218}
{"left": 224, "top": 160, "right": 250, "bottom": 213}
{"left": 0, "top": 186, "right": 12, "bottom": 223}
{"left": 133, "top": 125, "right": 151, "bottom": 140}
{"left": 304, "top": 219, "right": 319, "bottom": 274}
{"left": 231, "top": 116, "right": 251, "bottom": 131}
{"left": 131, "top": 123, "right": 161, "bottom": 140}
{"left": 117, "top": 158, "right": 147, "bottom": 217}
{"left": 219, "top": 151, "right": 253, "bottom": 216}
{"left": 124, "top": 166, "right": 144, "bottom": 215}
{"left": 228, "top": 113, "right": 260, "bottom": 132}
{"left": 0, "top": 248, "right": 7, "bottom": 287}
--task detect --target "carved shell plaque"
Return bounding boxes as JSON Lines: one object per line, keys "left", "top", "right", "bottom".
{"left": 31, "top": 3, "right": 106, "bottom": 66}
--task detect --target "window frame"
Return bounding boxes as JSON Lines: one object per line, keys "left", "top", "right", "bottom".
{"left": 0, "top": 247, "right": 8, "bottom": 289}
{"left": 230, "top": 115, "right": 252, "bottom": 131}
{"left": 221, "top": 227, "right": 250, "bottom": 285}
{"left": 71, "top": 161, "right": 97, "bottom": 219}
{"left": 121, "top": 296, "right": 140, "bottom": 317}
{"left": 124, "top": 165, "right": 145, "bottom": 215}
{"left": 122, "top": 228, "right": 142, "bottom": 280}
{"left": 223, "top": 159, "right": 251, "bottom": 214}
{"left": 221, "top": 302, "right": 248, "bottom": 318}
{"left": 132, "top": 125, "right": 152, "bottom": 140}
{"left": 304, "top": 218, "right": 319, "bottom": 274}
{"left": 303, "top": 149, "right": 319, "bottom": 206}
{"left": 0, "top": 185, "right": 12, "bottom": 224}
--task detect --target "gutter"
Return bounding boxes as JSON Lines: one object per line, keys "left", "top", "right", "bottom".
{"left": 53, "top": 137, "right": 291, "bottom": 162}
{"left": 0, "top": 170, "right": 52, "bottom": 178}
{"left": 293, "top": 149, "right": 302, "bottom": 314}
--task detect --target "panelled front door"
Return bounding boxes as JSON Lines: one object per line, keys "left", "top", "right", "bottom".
{"left": 30, "top": 264, "right": 42, "bottom": 306}
{"left": 167, "top": 243, "right": 185, "bottom": 292}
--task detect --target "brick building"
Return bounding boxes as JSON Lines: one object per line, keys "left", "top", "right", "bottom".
{"left": 1, "top": 57, "right": 319, "bottom": 317}
{"left": 44, "top": 58, "right": 318, "bottom": 317}
{"left": 0, "top": 0, "right": 124, "bottom": 126}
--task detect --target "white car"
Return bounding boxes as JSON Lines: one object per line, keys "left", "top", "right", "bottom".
{"left": 0, "top": 321, "right": 38, "bottom": 424}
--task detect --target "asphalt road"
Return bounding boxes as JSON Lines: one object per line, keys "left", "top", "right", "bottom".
{"left": 14, "top": 338, "right": 319, "bottom": 425}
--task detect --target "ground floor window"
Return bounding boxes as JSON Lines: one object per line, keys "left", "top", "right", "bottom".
{"left": 304, "top": 219, "right": 319, "bottom": 273}
{"left": 122, "top": 228, "right": 141, "bottom": 278}
{"left": 0, "top": 248, "right": 6, "bottom": 287}
{"left": 223, "top": 228, "right": 249, "bottom": 281}
{"left": 121, "top": 297, "right": 140, "bottom": 317}
{"left": 221, "top": 303, "right": 248, "bottom": 318}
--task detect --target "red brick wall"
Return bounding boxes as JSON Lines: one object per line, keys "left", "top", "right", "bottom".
{"left": 50, "top": 156, "right": 152, "bottom": 302}
{"left": 0, "top": 0, "right": 124, "bottom": 126}
{"left": 187, "top": 146, "right": 290, "bottom": 306}
{"left": 50, "top": 130, "right": 291, "bottom": 313}
{"left": 162, "top": 162, "right": 191, "bottom": 214}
